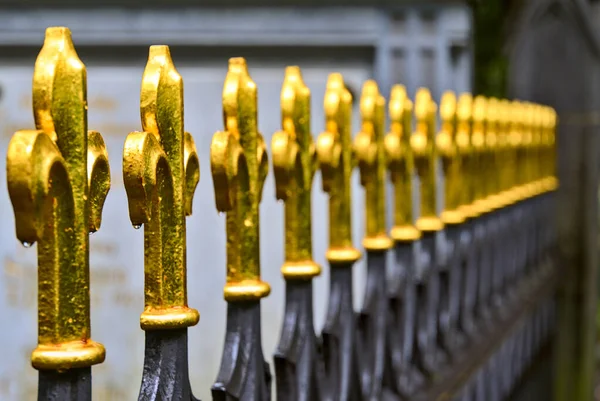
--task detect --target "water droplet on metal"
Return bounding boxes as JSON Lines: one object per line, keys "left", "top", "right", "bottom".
{"left": 133, "top": 224, "right": 142, "bottom": 230}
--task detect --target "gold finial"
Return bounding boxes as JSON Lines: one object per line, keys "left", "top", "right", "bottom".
{"left": 470, "top": 95, "right": 487, "bottom": 215}
{"left": 456, "top": 93, "right": 474, "bottom": 218}
{"left": 386, "top": 85, "right": 421, "bottom": 242}
{"left": 6, "top": 27, "right": 109, "bottom": 370}
{"left": 317, "top": 73, "right": 361, "bottom": 264}
{"left": 272, "top": 66, "right": 320, "bottom": 279}
{"left": 484, "top": 97, "right": 500, "bottom": 210}
{"left": 355, "top": 80, "right": 393, "bottom": 251}
{"left": 210, "top": 58, "right": 270, "bottom": 301}
{"left": 511, "top": 100, "right": 528, "bottom": 202}
{"left": 123, "top": 46, "right": 200, "bottom": 330}
{"left": 530, "top": 103, "right": 544, "bottom": 196}
{"left": 496, "top": 98, "right": 512, "bottom": 208}
{"left": 545, "top": 106, "right": 559, "bottom": 191}
{"left": 437, "top": 90, "right": 465, "bottom": 225}
{"left": 412, "top": 87, "right": 443, "bottom": 232}
{"left": 521, "top": 102, "right": 536, "bottom": 198}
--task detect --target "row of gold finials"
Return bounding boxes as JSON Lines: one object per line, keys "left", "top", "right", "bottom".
{"left": 6, "top": 27, "right": 557, "bottom": 371}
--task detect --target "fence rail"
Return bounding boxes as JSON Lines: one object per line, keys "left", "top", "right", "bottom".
{"left": 6, "top": 27, "right": 558, "bottom": 401}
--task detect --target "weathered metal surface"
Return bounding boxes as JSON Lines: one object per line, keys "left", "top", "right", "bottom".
{"left": 210, "top": 58, "right": 272, "bottom": 400}
{"left": 122, "top": 45, "right": 200, "bottom": 400}
{"left": 272, "top": 66, "right": 322, "bottom": 401}
{"left": 5, "top": 27, "right": 110, "bottom": 400}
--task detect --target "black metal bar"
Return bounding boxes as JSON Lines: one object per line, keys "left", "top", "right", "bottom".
{"left": 38, "top": 368, "right": 91, "bottom": 401}
{"left": 438, "top": 224, "right": 467, "bottom": 357}
{"left": 212, "top": 302, "right": 272, "bottom": 401}
{"left": 356, "top": 251, "right": 399, "bottom": 400}
{"left": 274, "top": 280, "right": 322, "bottom": 401}
{"left": 387, "top": 242, "right": 425, "bottom": 397}
{"left": 138, "top": 329, "right": 198, "bottom": 401}
{"left": 320, "top": 264, "right": 361, "bottom": 401}
{"left": 413, "top": 231, "right": 448, "bottom": 377}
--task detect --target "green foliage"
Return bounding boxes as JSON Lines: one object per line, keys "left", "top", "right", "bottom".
{"left": 470, "top": 0, "right": 510, "bottom": 97}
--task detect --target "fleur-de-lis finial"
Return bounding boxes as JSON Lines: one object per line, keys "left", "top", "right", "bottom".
{"left": 211, "top": 57, "right": 270, "bottom": 301}
{"left": 317, "top": 73, "right": 361, "bottom": 263}
{"left": 411, "top": 88, "right": 443, "bottom": 233}
{"left": 470, "top": 95, "right": 487, "bottom": 216}
{"left": 355, "top": 80, "right": 393, "bottom": 251}
{"left": 272, "top": 66, "right": 320, "bottom": 278}
{"left": 6, "top": 27, "right": 110, "bottom": 371}
{"left": 437, "top": 90, "right": 465, "bottom": 225}
{"left": 386, "top": 85, "right": 421, "bottom": 242}
{"left": 123, "top": 45, "right": 200, "bottom": 330}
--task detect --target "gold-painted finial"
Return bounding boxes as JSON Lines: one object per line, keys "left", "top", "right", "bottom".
{"left": 470, "top": 95, "right": 487, "bottom": 215}
{"left": 317, "top": 73, "right": 361, "bottom": 264}
{"left": 456, "top": 93, "right": 474, "bottom": 218}
{"left": 386, "top": 85, "right": 421, "bottom": 242}
{"left": 6, "top": 27, "right": 109, "bottom": 370}
{"left": 272, "top": 66, "right": 320, "bottom": 279}
{"left": 437, "top": 90, "right": 465, "bottom": 225}
{"left": 509, "top": 100, "right": 526, "bottom": 202}
{"left": 355, "top": 80, "right": 393, "bottom": 251}
{"left": 545, "top": 106, "right": 559, "bottom": 191}
{"left": 123, "top": 46, "right": 200, "bottom": 330}
{"left": 411, "top": 87, "right": 443, "bottom": 232}
{"left": 496, "top": 99, "right": 512, "bottom": 207}
{"left": 210, "top": 58, "right": 270, "bottom": 301}
{"left": 484, "top": 97, "right": 500, "bottom": 210}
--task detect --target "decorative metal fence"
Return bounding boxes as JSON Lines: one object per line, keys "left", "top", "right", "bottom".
{"left": 6, "top": 27, "right": 558, "bottom": 401}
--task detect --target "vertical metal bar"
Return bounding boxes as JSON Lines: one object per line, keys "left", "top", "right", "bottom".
{"left": 210, "top": 58, "right": 271, "bottom": 401}
{"left": 272, "top": 66, "right": 322, "bottom": 401}
{"left": 6, "top": 27, "right": 110, "bottom": 400}
{"left": 122, "top": 45, "right": 200, "bottom": 401}
{"left": 316, "top": 73, "right": 362, "bottom": 401}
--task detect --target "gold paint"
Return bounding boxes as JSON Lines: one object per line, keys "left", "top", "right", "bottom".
{"left": 272, "top": 66, "right": 320, "bottom": 279}
{"left": 470, "top": 95, "right": 488, "bottom": 215}
{"left": 412, "top": 88, "right": 443, "bottom": 232}
{"left": 386, "top": 85, "right": 421, "bottom": 242}
{"left": 511, "top": 101, "right": 527, "bottom": 202}
{"left": 355, "top": 81, "right": 393, "bottom": 251}
{"left": 317, "top": 73, "right": 361, "bottom": 263}
{"left": 437, "top": 91, "right": 465, "bottom": 225}
{"left": 210, "top": 58, "right": 270, "bottom": 301}
{"left": 456, "top": 93, "right": 475, "bottom": 217}
{"left": 545, "top": 106, "right": 559, "bottom": 191}
{"left": 123, "top": 46, "right": 200, "bottom": 330}
{"left": 521, "top": 102, "right": 536, "bottom": 198}
{"left": 530, "top": 104, "right": 544, "bottom": 196}
{"left": 495, "top": 99, "right": 512, "bottom": 208}
{"left": 6, "top": 27, "right": 109, "bottom": 370}
{"left": 484, "top": 97, "right": 500, "bottom": 210}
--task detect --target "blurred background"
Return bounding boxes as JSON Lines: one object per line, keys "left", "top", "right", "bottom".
{"left": 0, "top": 0, "right": 599, "bottom": 400}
